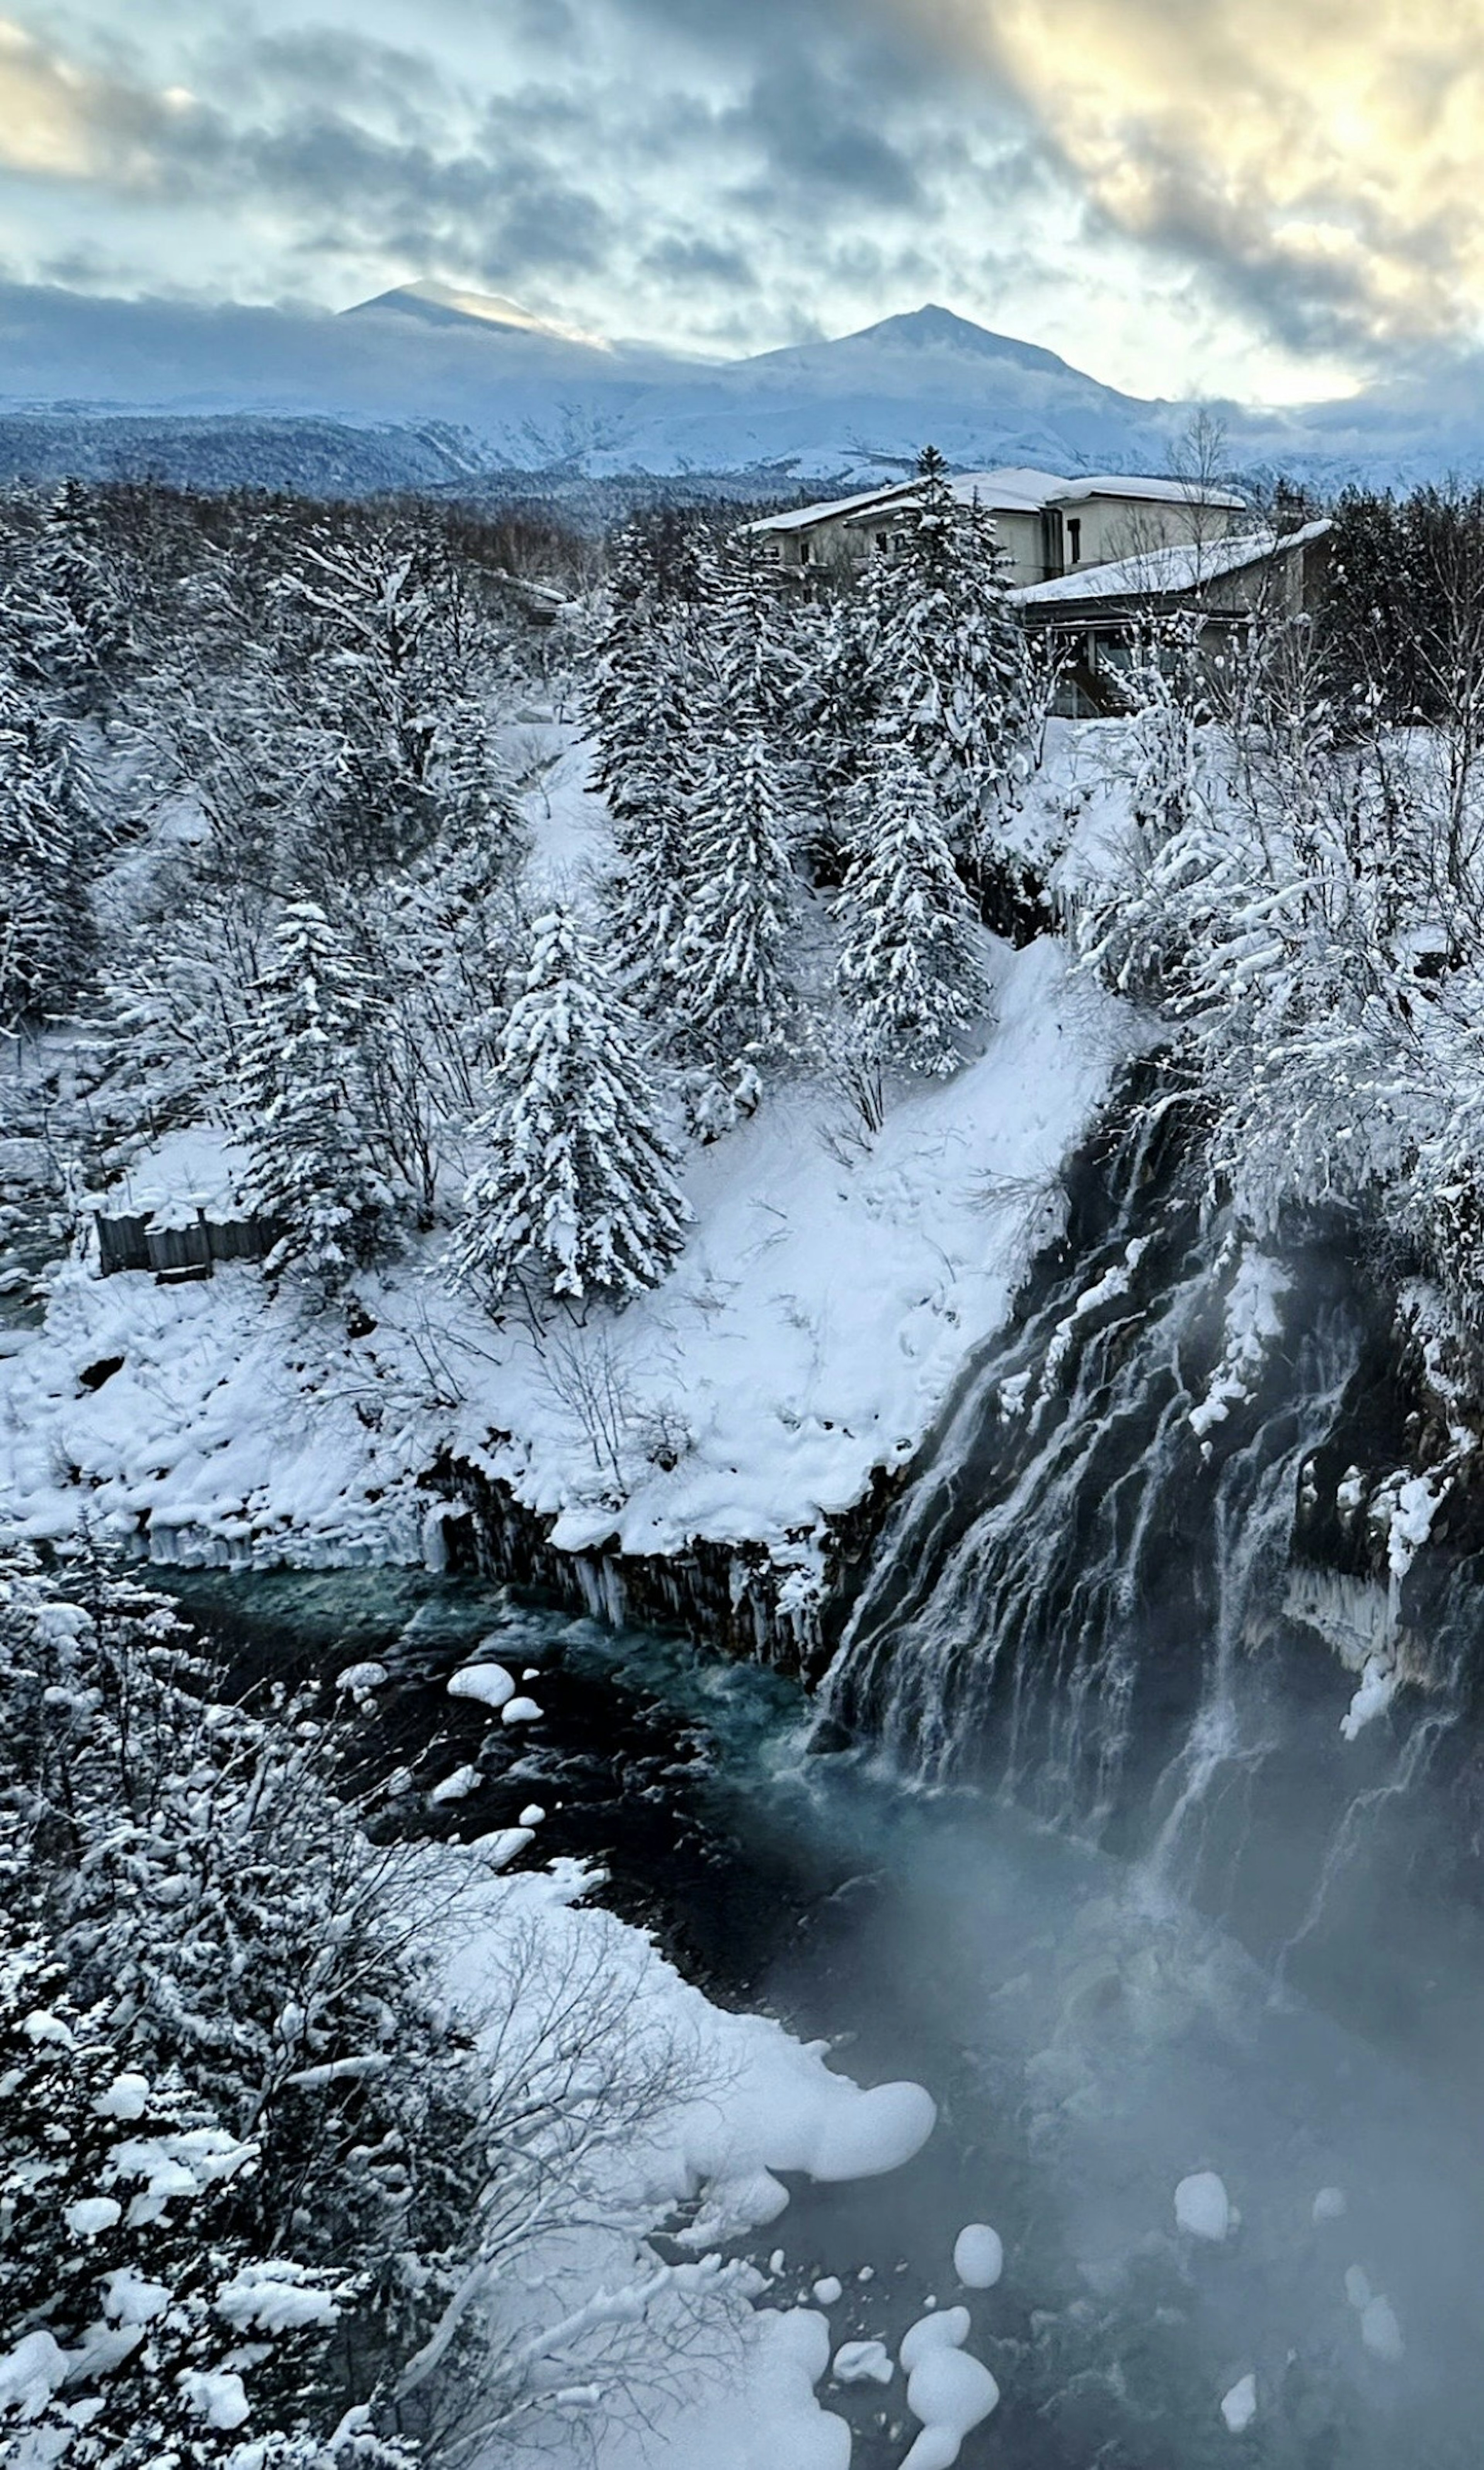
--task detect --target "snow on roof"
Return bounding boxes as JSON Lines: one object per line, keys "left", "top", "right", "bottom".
{"left": 1054, "top": 472, "right": 1248, "bottom": 511}
{"left": 1010, "top": 519, "right": 1332, "bottom": 610}
{"left": 749, "top": 463, "right": 1249, "bottom": 540}
{"left": 838, "top": 467, "right": 1070, "bottom": 523}
{"left": 745, "top": 483, "right": 915, "bottom": 535}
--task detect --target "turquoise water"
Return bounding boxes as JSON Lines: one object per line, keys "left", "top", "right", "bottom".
{"left": 166, "top": 1568, "right": 1484, "bottom": 2469}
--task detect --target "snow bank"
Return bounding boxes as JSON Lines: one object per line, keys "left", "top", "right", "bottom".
{"left": 439, "top": 1857, "right": 938, "bottom": 2470}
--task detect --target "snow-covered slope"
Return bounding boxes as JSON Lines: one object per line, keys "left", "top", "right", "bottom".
{"left": 0, "top": 722, "right": 1125, "bottom": 1583}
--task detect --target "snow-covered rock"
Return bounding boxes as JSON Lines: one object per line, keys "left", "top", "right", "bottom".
{"left": 952, "top": 2221, "right": 1003, "bottom": 2288}
{"left": 1175, "top": 2170, "right": 1231, "bottom": 2242}
{"left": 903, "top": 2341, "right": 1001, "bottom": 2466}
{"left": 900, "top": 2306, "right": 971, "bottom": 2372}
{"left": 1220, "top": 2372, "right": 1258, "bottom": 2432}
{"left": 448, "top": 1661, "right": 516, "bottom": 1710}
{"left": 832, "top": 2338, "right": 893, "bottom": 2385}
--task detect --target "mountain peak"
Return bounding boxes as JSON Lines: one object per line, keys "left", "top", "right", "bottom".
{"left": 342, "top": 282, "right": 609, "bottom": 351}
{"left": 834, "top": 303, "right": 1076, "bottom": 377}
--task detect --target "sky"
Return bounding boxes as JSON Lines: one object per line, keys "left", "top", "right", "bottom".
{"left": 2, "top": 0, "right": 1481, "bottom": 406}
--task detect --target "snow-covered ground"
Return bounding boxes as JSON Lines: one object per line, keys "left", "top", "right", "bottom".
{"left": 447, "top": 1847, "right": 943, "bottom": 2469}
{"left": 0, "top": 721, "right": 1127, "bottom": 1589}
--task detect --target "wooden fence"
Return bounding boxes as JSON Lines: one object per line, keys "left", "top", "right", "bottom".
{"left": 95, "top": 1208, "right": 279, "bottom": 1279}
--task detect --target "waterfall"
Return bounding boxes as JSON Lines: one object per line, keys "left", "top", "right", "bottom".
{"left": 822, "top": 1069, "right": 1480, "bottom": 2002}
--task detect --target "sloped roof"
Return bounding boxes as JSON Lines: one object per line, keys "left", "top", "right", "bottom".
{"left": 747, "top": 463, "right": 1251, "bottom": 540}
{"left": 1010, "top": 519, "right": 1331, "bottom": 609}
{"left": 1054, "top": 472, "right": 1247, "bottom": 511}
{"left": 744, "top": 483, "right": 914, "bottom": 535}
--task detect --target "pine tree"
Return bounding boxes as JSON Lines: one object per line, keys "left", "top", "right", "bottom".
{"left": 870, "top": 444, "right": 1036, "bottom": 916}
{"left": 834, "top": 739, "right": 989, "bottom": 1077}
{"left": 670, "top": 722, "right": 797, "bottom": 1116}
{"left": 455, "top": 905, "right": 690, "bottom": 1305}
{"left": 22, "top": 479, "right": 133, "bottom": 713}
{"left": 589, "top": 530, "right": 710, "bottom": 1009}
{"left": 234, "top": 901, "right": 390, "bottom": 1279}
{"left": 0, "top": 664, "right": 96, "bottom": 1029}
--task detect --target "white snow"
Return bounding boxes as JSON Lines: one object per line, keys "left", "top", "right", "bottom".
{"left": 899, "top": 2307, "right": 971, "bottom": 2372}
{"left": 0, "top": 876, "right": 1119, "bottom": 1596}
{"left": 1340, "top": 1654, "right": 1398, "bottom": 1740}
{"left": 335, "top": 1661, "right": 389, "bottom": 1693}
{"left": 63, "top": 2197, "right": 122, "bottom": 2237}
{"left": 429, "top": 1763, "right": 481, "bottom": 1804}
{"left": 1189, "top": 1250, "right": 1288, "bottom": 1439}
{"left": 1360, "top": 2295, "right": 1404, "bottom": 2363}
{"left": 472, "top": 1826, "right": 536, "bottom": 1869}
{"left": 811, "top": 2276, "right": 843, "bottom": 2305}
{"left": 903, "top": 2342, "right": 1001, "bottom": 2466}
{"left": 519, "top": 1803, "right": 546, "bottom": 1826}
{"left": 952, "top": 2222, "right": 1003, "bottom": 2288}
{"left": 423, "top": 1850, "right": 939, "bottom": 2470}
{"left": 500, "top": 1695, "right": 543, "bottom": 1726}
{"left": 93, "top": 2070, "right": 150, "bottom": 2121}
{"left": 177, "top": 2369, "right": 251, "bottom": 2430}
{"left": 0, "top": 2330, "right": 70, "bottom": 2416}
{"left": 1312, "top": 2186, "right": 1347, "bottom": 2223}
{"left": 213, "top": 2262, "right": 341, "bottom": 2334}
{"left": 448, "top": 1661, "right": 517, "bottom": 1709}
{"left": 100, "top": 2269, "right": 171, "bottom": 2326}
{"left": 1174, "top": 2171, "right": 1231, "bottom": 2241}
{"left": 1220, "top": 2372, "right": 1258, "bottom": 2432}
{"left": 832, "top": 2338, "right": 893, "bottom": 2385}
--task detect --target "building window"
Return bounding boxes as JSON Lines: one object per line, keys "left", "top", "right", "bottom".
{"left": 874, "top": 531, "right": 888, "bottom": 554}
{"left": 1067, "top": 516, "right": 1082, "bottom": 565}
{"left": 799, "top": 536, "right": 812, "bottom": 564}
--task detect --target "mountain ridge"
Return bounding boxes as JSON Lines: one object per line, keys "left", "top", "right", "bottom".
{"left": 0, "top": 278, "right": 1478, "bottom": 491}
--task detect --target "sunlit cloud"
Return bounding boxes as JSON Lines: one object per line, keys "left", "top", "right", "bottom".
{"left": 910, "top": 0, "right": 1484, "bottom": 351}
{"left": 0, "top": 15, "right": 197, "bottom": 189}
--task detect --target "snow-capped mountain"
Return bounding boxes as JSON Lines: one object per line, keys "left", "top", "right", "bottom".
{"left": 0, "top": 277, "right": 1481, "bottom": 491}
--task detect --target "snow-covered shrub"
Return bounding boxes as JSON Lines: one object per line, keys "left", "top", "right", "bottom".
{"left": 0, "top": 1938, "right": 360, "bottom": 2470}
{"left": 0, "top": 1551, "right": 723, "bottom": 2468}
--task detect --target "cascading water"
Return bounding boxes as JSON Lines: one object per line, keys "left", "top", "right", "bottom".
{"left": 822, "top": 1068, "right": 1484, "bottom": 2010}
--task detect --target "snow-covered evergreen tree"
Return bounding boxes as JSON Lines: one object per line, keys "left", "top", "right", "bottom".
{"left": 869, "top": 444, "right": 1036, "bottom": 918}
{"left": 455, "top": 904, "right": 690, "bottom": 1305}
{"left": 589, "top": 528, "right": 712, "bottom": 1010}
{"left": 20, "top": 478, "right": 133, "bottom": 713}
{"left": 0, "top": 664, "right": 96, "bottom": 1029}
{"left": 234, "top": 901, "right": 390, "bottom": 1278}
{"left": 669, "top": 722, "right": 798, "bottom": 1124}
{"left": 834, "top": 739, "right": 989, "bottom": 1076}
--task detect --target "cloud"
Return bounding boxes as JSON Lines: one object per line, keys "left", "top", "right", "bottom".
{"left": 0, "top": 15, "right": 202, "bottom": 186}
{"left": 642, "top": 234, "right": 758, "bottom": 291}
{"left": 900, "top": 0, "right": 1484, "bottom": 353}
{"left": 723, "top": 53, "right": 925, "bottom": 208}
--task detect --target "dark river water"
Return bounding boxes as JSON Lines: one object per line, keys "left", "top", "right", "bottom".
{"left": 165, "top": 1565, "right": 1484, "bottom": 2470}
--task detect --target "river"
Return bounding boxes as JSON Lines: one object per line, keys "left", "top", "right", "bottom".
{"left": 165, "top": 1562, "right": 1484, "bottom": 2470}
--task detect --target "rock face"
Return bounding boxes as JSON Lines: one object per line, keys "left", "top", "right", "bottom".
{"left": 436, "top": 1448, "right": 902, "bottom": 1680}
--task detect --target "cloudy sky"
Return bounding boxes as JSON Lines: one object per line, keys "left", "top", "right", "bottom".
{"left": 3, "top": 0, "right": 1480, "bottom": 404}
